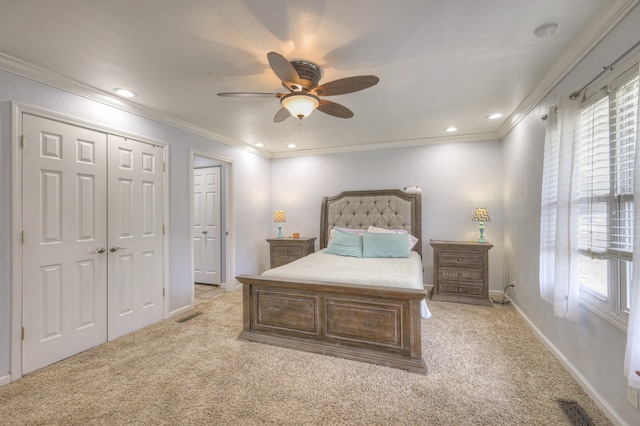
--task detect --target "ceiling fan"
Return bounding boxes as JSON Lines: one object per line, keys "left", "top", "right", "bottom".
{"left": 218, "top": 52, "right": 379, "bottom": 123}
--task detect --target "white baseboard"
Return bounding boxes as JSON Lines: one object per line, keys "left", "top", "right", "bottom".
{"left": 168, "top": 304, "right": 193, "bottom": 318}
{"left": 0, "top": 373, "right": 11, "bottom": 387}
{"left": 223, "top": 279, "right": 241, "bottom": 292}
{"left": 511, "top": 300, "right": 628, "bottom": 426}
{"left": 227, "top": 282, "right": 241, "bottom": 291}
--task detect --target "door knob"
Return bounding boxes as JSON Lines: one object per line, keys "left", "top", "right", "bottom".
{"left": 91, "top": 247, "right": 106, "bottom": 254}
{"left": 109, "top": 246, "right": 127, "bottom": 252}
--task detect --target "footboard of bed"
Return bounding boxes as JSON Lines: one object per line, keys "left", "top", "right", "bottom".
{"left": 236, "top": 274, "right": 427, "bottom": 374}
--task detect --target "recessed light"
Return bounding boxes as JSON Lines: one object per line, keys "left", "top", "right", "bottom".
{"left": 288, "top": 143, "right": 296, "bottom": 148}
{"left": 255, "top": 143, "right": 265, "bottom": 147}
{"left": 487, "top": 113, "right": 503, "bottom": 120}
{"left": 114, "top": 88, "right": 136, "bottom": 98}
{"left": 445, "top": 127, "right": 458, "bottom": 132}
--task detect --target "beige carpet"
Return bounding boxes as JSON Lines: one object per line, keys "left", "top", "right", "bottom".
{"left": 0, "top": 291, "right": 612, "bottom": 425}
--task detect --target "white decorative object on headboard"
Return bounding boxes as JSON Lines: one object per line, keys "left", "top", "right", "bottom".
{"left": 403, "top": 186, "right": 422, "bottom": 194}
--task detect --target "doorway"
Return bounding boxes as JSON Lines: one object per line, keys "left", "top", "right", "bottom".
{"left": 191, "top": 152, "right": 235, "bottom": 306}
{"left": 194, "top": 166, "right": 221, "bottom": 285}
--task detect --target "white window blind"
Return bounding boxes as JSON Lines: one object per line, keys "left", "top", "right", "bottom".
{"left": 610, "top": 70, "right": 638, "bottom": 256}
{"left": 579, "top": 93, "right": 610, "bottom": 257}
{"left": 578, "top": 70, "right": 639, "bottom": 261}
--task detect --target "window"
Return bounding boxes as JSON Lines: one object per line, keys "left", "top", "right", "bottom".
{"left": 578, "top": 66, "right": 639, "bottom": 327}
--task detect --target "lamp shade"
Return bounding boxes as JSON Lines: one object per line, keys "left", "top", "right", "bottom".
{"left": 281, "top": 93, "right": 320, "bottom": 118}
{"left": 273, "top": 210, "right": 286, "bottom": 223}
{"left": 472, "top": 208, "right": 491, "bottom": 222}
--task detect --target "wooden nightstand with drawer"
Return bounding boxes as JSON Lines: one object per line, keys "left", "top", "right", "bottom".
{"left": 266, "top": 237, "right": 316, "bottom": 268}
{"left": 429, "top": 240, "right": 493, "bottom": 307}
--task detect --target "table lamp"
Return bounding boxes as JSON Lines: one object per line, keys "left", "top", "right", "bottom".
{"left": 273, "top": 210, "right": 286, "bottom": 238}
{"left": 472, "top": 208, "right": 491, "bottom": 243}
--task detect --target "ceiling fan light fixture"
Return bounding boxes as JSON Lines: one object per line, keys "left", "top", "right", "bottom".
{"left": 221, "top": 52, "right": 377, "bottom": 122}
{"left": 281, "top": 93, "right": 320, "bottom": 119}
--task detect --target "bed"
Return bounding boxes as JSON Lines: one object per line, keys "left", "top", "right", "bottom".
{"left": 236, "top": 189, "right": 428, "bottom": 374}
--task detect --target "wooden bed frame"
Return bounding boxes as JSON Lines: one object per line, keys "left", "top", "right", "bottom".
{"left": 236, "top": 189, "right": 427, "bottom": 374}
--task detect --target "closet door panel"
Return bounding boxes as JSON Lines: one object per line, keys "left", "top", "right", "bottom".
{"left": 22, "top": 114, "right": 108, "bottom": 374}
{"left": 107, "top": 135, "right": 164, "bottom": 339}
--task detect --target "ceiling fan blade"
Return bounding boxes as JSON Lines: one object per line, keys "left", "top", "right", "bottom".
{"left": 317, "top": 99, "right": 354, "bottom": 118}
{"left": 267, "top": 51, "right": 302, "bottom": 91}
{"left": 273, "top": 107, "right": 291, "bottom": 122}
{"left": 217, "top": 92, "right": 282, "bottom": 98}
{"left": 313, "top": 75, "right": 379, "bottom": 96}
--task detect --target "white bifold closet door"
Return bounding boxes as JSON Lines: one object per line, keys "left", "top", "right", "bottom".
{"left": 107, "top": 135, "right": 164, "bottom": 339}
{"left": 22, "top": 115, "right": 108, "bottom": 374}
{"left": 21, "top": 115, "right": 163, "bottom": 374}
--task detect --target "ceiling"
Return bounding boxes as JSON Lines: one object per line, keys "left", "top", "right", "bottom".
{"left": 0, "top": 0, "right": 635, "bottom": 157}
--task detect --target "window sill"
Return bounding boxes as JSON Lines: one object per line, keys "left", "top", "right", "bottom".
{"left": 580, "top": 296, "right": 628, "bottom": 332}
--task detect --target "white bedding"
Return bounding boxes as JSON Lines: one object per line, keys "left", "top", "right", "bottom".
{"left": 262, "top": 249, "right": 431, "bottom": 319}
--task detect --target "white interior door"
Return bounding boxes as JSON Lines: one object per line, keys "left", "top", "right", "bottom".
{"left": 22, "top": 114, "right": 108, "bottom": 374}
{"left": 107, "top": 135, "right": 164, "bottom": 339}
{"left": 193, "top": 166, "right": 221, "bottom": 285}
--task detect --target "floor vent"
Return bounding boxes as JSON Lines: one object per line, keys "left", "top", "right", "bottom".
{"left": 557, "top": 399, "right": 595, "bottom": 426}
{"left": 176, "top": 312, "right": 203, "bottom": 323}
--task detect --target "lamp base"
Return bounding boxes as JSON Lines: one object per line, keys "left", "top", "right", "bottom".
{"left": 277, "top": 223, "right": 283, "bottom": 239}
{"left": 477, "top": 221, "right": 486, "bottom": 243}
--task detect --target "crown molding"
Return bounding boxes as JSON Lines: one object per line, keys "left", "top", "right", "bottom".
{"left": 271, "top": 132, "right": 500, "bottom": 158}
{"left": 497, "top": 0, "right": 640, "bottom": 138}
{"left": 0, "top": 52, "right": 272, "bottom": 159}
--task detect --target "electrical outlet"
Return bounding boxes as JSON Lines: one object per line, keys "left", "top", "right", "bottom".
{"left": 627, "top": 385, "right": 639, "bottom": 410}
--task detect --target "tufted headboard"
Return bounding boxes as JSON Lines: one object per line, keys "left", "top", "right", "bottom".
{"left": 319, "top": 189, "right": 422, "bottom": 256}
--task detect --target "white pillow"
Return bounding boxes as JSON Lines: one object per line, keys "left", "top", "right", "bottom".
{"left": 367, "top": 226, "right": 419, "bottom": 250}
{"left": 328, "top": 227, "right": 367, "bottom": 244}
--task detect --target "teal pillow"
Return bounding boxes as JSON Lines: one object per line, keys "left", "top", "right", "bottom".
{"left": 325, "top": 228, "right": 363, "bottom": 257}
{"left": 362, "top": 233, "right": 410, "bottom": 258}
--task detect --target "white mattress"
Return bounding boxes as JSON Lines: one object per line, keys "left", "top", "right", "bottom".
{"left": 262, "top": 249, "right": 431, "bottom": 319}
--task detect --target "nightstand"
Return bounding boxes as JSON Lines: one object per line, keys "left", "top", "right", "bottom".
{"left": 429, "top": 240, "right": 493, "bottom": 307}
{"left": 266, "top": 237, "right": 316, "bottom": 268}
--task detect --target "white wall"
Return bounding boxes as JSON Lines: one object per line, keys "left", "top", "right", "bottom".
{"left": 0, "top": 69, "right": 271, "bottom": 381}
{"left": 502, "top": 3, "right": 640, "bottom": 424}
{"left": 270, "top": 140, "right": 505, "bottom": 290}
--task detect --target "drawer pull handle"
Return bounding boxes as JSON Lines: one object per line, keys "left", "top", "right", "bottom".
{"left": 457, "top": 257, "right": 463, "bottom": 262}
{"left": 457, "top": 272, "right": 462, "bottom": 277}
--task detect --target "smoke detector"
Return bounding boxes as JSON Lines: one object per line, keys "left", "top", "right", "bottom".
{"left": 534, "top": 23, "right": 558, "bottom": 39}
